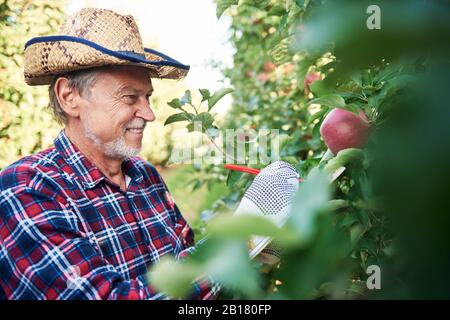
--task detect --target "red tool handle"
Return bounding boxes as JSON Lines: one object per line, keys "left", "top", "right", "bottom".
{"left": 224, "top": 164, "right": 261, "bottom": 175}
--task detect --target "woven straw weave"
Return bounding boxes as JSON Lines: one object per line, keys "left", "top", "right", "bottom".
{"left": 24, "top": 8, "right": 188, "bottom": 85}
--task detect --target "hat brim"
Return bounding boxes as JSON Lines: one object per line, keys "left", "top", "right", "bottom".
{"left": 24, "top": 35, "right": 190, "bottom": 86}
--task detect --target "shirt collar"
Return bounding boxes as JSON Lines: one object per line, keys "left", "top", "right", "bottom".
{"left": 54, "top": 130, "right": 144, "bottom": 189}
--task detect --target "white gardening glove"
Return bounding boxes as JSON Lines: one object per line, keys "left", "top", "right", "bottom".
{"left": 233, "top": 161, "right": 300, "bottom": 265}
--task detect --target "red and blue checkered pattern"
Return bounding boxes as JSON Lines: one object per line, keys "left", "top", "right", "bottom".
{"left": 0, "top": 130, "right": 219, "bottom": 300}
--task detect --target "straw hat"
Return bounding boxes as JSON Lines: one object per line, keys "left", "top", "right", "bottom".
{"left": 24, "top": 8, "right": 190, "bottom": 86}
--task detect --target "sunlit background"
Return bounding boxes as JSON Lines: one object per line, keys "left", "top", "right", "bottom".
{"left": 67, "top": 0, "right": 234, "bottom": 101}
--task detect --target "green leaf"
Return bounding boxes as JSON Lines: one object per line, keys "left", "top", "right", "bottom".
{"left": 180, "top": 90, "right": 192, "bottom": 106}
{"left": 208, "top": 88, "right": 234, "bottom": 111}
{"left": 199, "top": 238, "right": 262, "bottom": 298}
{"left": 216, "top": 0, "right": 239, "bottom": 19}
{"left": 191, "top": 179, "right": 203, "bottom": 191}
{"left": 167, "top": 98, "right": 182, "bottom": 109}
{"left": 324, "top": 148, "right": 364, "bottom": 172}
{"left": 342, "top": 103, "right": 361, "bottom": 114}
{"left": 194, "top": 112, "right": 215, "bottom": 130}
{"left": 350, "top": 224, "right": 364, "bottom": 246}
{"left": 267, "top": 4, "right": 286, "bottom": 16}
{"left": 346, "top": 280, "right": 367, "bottom": 298}
{"left": 357, "top": 210, "right": 370, "bottom": 228}
{"left": 355, "top": 198, "right": 382, "bottom": 212}
{"left": 323, "top": 199, "right": 350, "bottom": 212}
{"left": 226, "top": 170, "right": 243, "bottom": 186}
{"left": 295, "top": 0, "right": 306, "bottom": 8}
{"left": 312, "top": 120, "right": 321, "bottom": 140}
{"left": 199, "top": 88, "right": 211, "bottom": 102}
{"left": 338, "top": 212, "right": 359, "bottom": 228}
{"left": 307, "top": 94, "right": 346, "bottom": 108}
{"left": 288, "top": 168, "right": 331, "bottom": 244}
{"left": 164, "top": 113, "right": 194, "bottom": 126}
{"left": 148, "top": 256, "right": 199, "bottom": 298}
{"left": 269, "top": 36, "right": 292, "bottom": 65}
{"left": 207, "top": 214, "right": 286, "bottom": 238}
{"left": 246, "top": 0, "right": 270, "bottom": 8}
{"left": 278, "top": 14, "right": 288, "bottom": 33}
{"left": 309, "top": 78, "right": 329, "bottom": 96}
{"left": 307, "top": 107, "right": 329, "bottom": 125}
{"left": 186, "top": 123, "right": 195, "bottom": 132}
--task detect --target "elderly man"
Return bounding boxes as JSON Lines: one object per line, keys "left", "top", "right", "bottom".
{"left": 0, "top": 8, "right": 218, "bottom": 300}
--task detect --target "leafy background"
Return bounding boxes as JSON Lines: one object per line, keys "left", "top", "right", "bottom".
{"left": 153, "top": 0, "right": 450, "bottom": 299}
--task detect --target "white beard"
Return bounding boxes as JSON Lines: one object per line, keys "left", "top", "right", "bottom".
{"left": 83, "top": 122, "right": 141, "bottom": 159}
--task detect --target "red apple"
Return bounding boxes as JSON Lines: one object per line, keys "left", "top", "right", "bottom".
{"left": 263, "top": 61, "right": 276, "bottom": 73}
{"left": 320, "top": 108, "right": 371, "bottom": 155}
{"left": 304, "top": 71, "right": 322, "bottom": 95}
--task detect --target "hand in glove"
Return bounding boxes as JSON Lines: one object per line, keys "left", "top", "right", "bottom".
{"left": 233, "top": 161, "right": 300, "bottom": 265}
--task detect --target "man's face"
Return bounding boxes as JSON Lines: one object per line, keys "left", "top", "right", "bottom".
{"left": 78, "top": 66, "right": 155, "bottom": 159}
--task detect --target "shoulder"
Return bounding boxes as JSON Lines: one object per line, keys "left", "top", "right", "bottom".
{"left": 0, "top": 149, "right": 81, "bottom": 228}
{"left": 0, "top": 147, "right": 62, "bottom": 193}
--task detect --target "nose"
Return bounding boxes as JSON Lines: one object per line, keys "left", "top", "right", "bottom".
{"left": 136, "top": 97, "right": 156, "bottom": 122}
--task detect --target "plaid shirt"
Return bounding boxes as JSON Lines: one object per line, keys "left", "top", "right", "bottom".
{"left": 0, "top": 130, "right": 219, "bottom": 300}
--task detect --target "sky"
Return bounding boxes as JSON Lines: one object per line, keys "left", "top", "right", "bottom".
{"left": 67, "top": 0, "right": 235, "bottom": 93}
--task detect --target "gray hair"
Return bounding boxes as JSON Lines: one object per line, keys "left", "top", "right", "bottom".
{"left": 48, "top": 68, "right": 102, "bottom": 125}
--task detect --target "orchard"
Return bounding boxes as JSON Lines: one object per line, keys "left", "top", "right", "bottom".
{"left": 153, "top": 0, "right": 450, "bottom": 299}
{"left": 0, "top": 0, "right": 449, "bottom": 301}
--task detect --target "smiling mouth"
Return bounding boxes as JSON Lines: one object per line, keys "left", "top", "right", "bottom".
{"left": 126, "top": 128, "right": 144, "bottom": 134}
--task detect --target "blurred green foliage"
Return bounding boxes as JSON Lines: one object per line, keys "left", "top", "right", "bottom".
{"left": 161, "top": 164, "right": 228, "bottom": 227}
{"left": 141, "top": 78, "right": 191, "bottom": 165}
{"left": 0, "top": 0, "right": 66, "bottom": 169}
{"left": 154, "top": 0, "right": 450, "bottom": 299}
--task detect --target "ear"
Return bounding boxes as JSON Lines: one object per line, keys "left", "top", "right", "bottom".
{"left": 54, "top": 77, "right": 82, "bottom": 118}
